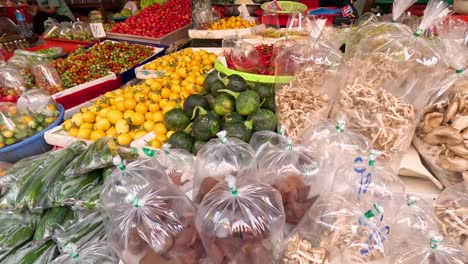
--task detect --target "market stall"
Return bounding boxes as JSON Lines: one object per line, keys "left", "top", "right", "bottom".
{"left": 0, "top": 0, "right": 467, "bottom": 262}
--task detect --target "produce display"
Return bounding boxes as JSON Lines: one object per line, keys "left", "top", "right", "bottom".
{"left": 32, "top": 62, "right": 64, "bottom": 94}
{"left": 43, "top": 20, "right": 94, "bottom": 41}
{"left": 208, "top": 16, "right": 256, "bottom": 30}
{"left": 54, "top": 41, "right": 154, "bottom": 88}
{"left": 225, "top": 43, "right": 275, "bottom": 75}
{"left": 110, "top": 0, "right": 191, "bottom": 38}
{"left": 0, "top": 66, "right": 27, "bottom": 98}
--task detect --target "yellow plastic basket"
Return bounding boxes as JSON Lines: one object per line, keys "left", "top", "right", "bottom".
{"left": 261, "top": 1, "right": 308, "bottom": 14}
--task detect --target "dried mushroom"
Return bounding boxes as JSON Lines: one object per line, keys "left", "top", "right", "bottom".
{"left": 283, "top": 234, "right": 328, "bottom": 264}
{"left": 434, "top": 200, "right": 468, "bottom": 250}
{"left": 414, "top": 79, "right": 468, "bottom": 186}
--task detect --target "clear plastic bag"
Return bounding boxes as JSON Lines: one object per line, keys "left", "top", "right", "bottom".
{"left": 72, "top": 21, "right": 93, "bottom": 41}
{"left": 413, "top": 19, "right": 468, "bottom": 187}
{"left": 43, "top": 18, "right": 61, "bottom": 39}
{"left": 17, "top": 89, "right": 59, "bottom": 117}
{"left": 257, "top": 138, "right": 321, "bottom": 224}
{"left": 143, "top": 143, "right": 195, "bottom": 192}
{"left": 50, "top": 238, "right": 119, "bottom": 264}
{"left": 193, "top": 131, "right": 257, "bottom": 203}
{"left": 0, "top": 210, "right": 39, "bottom": 260}
{"left": 275, "top": 18, "right": 343, "bottom": 141}
{"left": 330, "top": 0, "right": 452, "bottom": 162}
{"left": 0, "top": 66, "right": 27, "bottom": 97}
{"left": 32, "top": 61, "right": 64, "bottom": 94}
{"left": 1, "top": 240, "right": 56, "bottom": 263}
{"left": 59, "top": 21, "right": 74, "bottom": 40}
{"left": 280, "top": 193, "right": 394, "bottom": 264}
{"left": 389, "top": 231, "right": 468, "bottom": 263}
{"left": 196, "top": 176, "right": 285, "bottom": 264}
{"left": 300, "top": 119, "right": 370, "bottom": 192}
{"left": 434, "top": 182, "right": 468, "bottom": 250}
{"left": 7, "top": 55, "right": 36, "bottom": 89}
{"left": 101, "top": 157, "right": 204, "bottom": 264}
{"left": 226, "top": 39, "right": 262, "bottom": 74}
{"left": 249, "top": 127, "right": 287, "bottom": 159}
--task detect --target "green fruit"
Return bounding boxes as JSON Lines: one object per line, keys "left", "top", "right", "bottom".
{"left": 224, "top": 120, "right": 253, "bottom": 142}
{"left": 213, "top": 93, "right": 235, "bottom": 116}
{"left": 168, "top": 131, "right": 194, "bottom": 152}
{"left": 164, "top": 108, "right": 190, "bottom": 131}
{"left": 191, "top": 108, "right": 220, "bottom": 141}
{"left": 226, "top": 74, "right": 247, "bottom": 92}
{"left": 248, "top": 109, "right": 277, "bottom": 132}
{"left": 183, "top": 94, "right": 210, "bottom": 119}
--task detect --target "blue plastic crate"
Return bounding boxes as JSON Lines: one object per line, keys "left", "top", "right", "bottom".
{"left": 0, "top": 104, "right": 65, "bottom": 163}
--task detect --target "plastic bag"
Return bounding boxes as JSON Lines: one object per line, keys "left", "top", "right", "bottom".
{"left": 43, "top": 18, "right": 61, "bottom": 39}
{"left": 249, "top": 127, "right": 287, "bottom": 159}
{"left": 32, "top": 61, "right": 64, "bottom": 94}
{"left": 280, "top": 193, "right": 394, "bottom": 264}
{"left": 332, "top": 150, "right": 405, "bottom": 202}
{"left": 225, "top": 39, "right": 262, "bottom": 74}
{"left": 72, "top": 21, "right": 93, "bottom": 41}
{"left": 196, "top": 176, "right": 285, "bottom": 264}
{"left": 389, "top": 231, "right": 468, "bottom": 263}
{"left": 0, "top": 66, "right": 27, "bottom": 97}
{"left": 193, "top": 131, "right": 257, "bottom": 203}
{"left": 59, "top": 21, "right": 74, "bottom": 40}
{"left": 7, "top": 55, "right": 36, "bottom": 89}
{"left": 1, "top": 240, "right": 56, "bottom": 263}
{"left": 0, "top": 210, "right": 39, "bottom": 260}
{"left": 300, "top": 119, "right": 370, "bottom": 192}
{"left": 50, "top": 238, "right": 119, "bottom": 264}
{"left": 17, "top": 89, "right": 59, "bottom": 117}
{"left": 33, "top": 207, "right": 75, "bottom": 244}
{"left": 434, "top": 182, "right": 468, "bottom": 250}
{"left": 101, "top": 157, "right": 204, "bottom": 264}
{"left": 257, "top": 138, "right": 321, "bottom": 224}
{"left": 275, "top": 17, "right": 343, "bottom": 141}
{"left": 141, "top": 143, "right": 195, "bottom": 191}
{"left": 413, "top": 19, "right": 468, "bottom": 187}
{"left": 330, "top": 0, "right": 452, "bottom": 162}
{"left": 345, "top": 0, "right": 417, "bottom": 58}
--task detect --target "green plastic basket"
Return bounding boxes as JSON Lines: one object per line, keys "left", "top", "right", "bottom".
{"left": 214, "top": 59, "right": 292, "bottom": 84}
{"left": 261, "top": 1, "right": 308, "bottom": 14}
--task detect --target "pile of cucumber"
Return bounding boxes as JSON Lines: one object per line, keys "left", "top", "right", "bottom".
{"left": 165, "top": 71, "right": 278, "bottom": 154}
{"left": 0, "top": 139, "right": 124, "bottom": 263}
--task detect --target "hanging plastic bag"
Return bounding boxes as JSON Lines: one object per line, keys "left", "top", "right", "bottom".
{"left": 413, "top": 19, "right": 468, "bottom": 187}
{"left": 300, "top": 119, "right": 370, "bottom": 192}
{"left": 275, "top": 17, "right": 343, "bottom": 141}
{"left": 101, "top": 157, "right": 204, "bottom": 264}
{"left": 0, "top": 210, "right": 39, "bottom": 260}
{"left": 50, "top": 238, "right": 119, "bottom": 264}
{"left": 42, "top": 17, "right": 61, "bottom": 39}
{"left": 196, "top": 176, "right": 285, "bottom": 264}
{"left": 345, "top": 0, "right": 417, "bottom": 58}
{"left": 389, "top": 231, "right": 468, "bottom": 263}
{"left": 434, "top": 182, "right": 468, "bottom": 250}
{"left": 0, "top": 66, "right": 27, "bottom": 97}
{"left": 32, "top": 61, "right": 64, "bottom": 94}
{"left": 249, "top": 127, "right": 287, "bottom": 159}
{"left": 330, "top": 0, "right": 452, "bottom": 162}
{"left": 193, "top": 131, "right": 257, "bottom": 203}
{"left": 280, "top": 193, "right": 394, "bottom": 264}
{"left": 257, "top": 138, "right": 321, "bottom": 224}
{"left": 140, "top": 144, "right": 195, "bottom": 191}
{"left": 72, "top": 20, "right": 93, "bottom": 41}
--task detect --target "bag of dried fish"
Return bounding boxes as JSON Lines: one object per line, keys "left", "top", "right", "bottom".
{"left": 331, "top": 150, "right": 405, "bottom": 200}
{"left": 413, "top": 19, "right": 468, "bottom": 187}
{"left": 139, "top": 143, "right": 195, "bottom": 192}
{"left": 275, "top": 17, "right": 343, "bottom": 141}
{"left": 434, "top": 182, "right": 468, "bottom": 250}
{"left": 257, "top": 138, "right": 321, "bottom": 225}
{"left": 345, "top": 0, "right": 417, "bottom": 59}
{"left": 249, "top": 126, "right": 287, "bottom": 159}
{"left": 101, "top": 157, "right": 204, "bottom": 264}
{"left": 388, "top": 230, "right": 468, "bottom": 263}
{"left": 196, "top": 176, "right": 285, "bottom": 264}
{"left": 300, "top": 119, "right": 370, "bottom": 191}
{"left": 193, "top": 131, "right": 257, "bottom": 204}
{"left": 280, "top": 193, "right": 394, "bottom": 264}
{"left": 330, "top": 0, "right": 452, "bottom": 162}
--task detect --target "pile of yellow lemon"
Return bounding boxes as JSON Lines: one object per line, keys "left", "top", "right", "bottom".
{"left": 63, "top": 48, "right": 217, "bottom": 148}
{"left": 209, "top": 16, "right": 256, "bottom": 30}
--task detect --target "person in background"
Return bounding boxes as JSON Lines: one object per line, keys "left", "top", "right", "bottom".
{"left": 30, "top": 0, "right": 75, "bottom": 34}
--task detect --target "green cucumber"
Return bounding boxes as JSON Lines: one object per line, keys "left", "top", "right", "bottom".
{"left": 33, "top": 207, "right": 71, "bottom": 243}
{"left": 56, "top": 170, "right": 101, "bottom": 205}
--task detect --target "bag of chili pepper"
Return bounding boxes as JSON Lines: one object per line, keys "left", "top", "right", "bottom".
{"left": 32, "top": 62, "right": 65, "bottom": 95}
{"left": 275, "top": 17, "right": 343, "bottom": 141}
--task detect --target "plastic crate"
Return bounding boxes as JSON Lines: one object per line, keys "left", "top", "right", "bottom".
{"left": 0, "top": 104, "right": 65, "bottom": 163}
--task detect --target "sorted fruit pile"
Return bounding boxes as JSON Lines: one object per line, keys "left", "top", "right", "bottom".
{"left": 208, "top": 16, "right": 256, "bottom": 30}
{"left": 111, "top": 0, "right": 191, "bottom": 38}
{"left": 0, "top": 103, "right": 59, "bottom": 148}
{"left": 164, "top": 71, "right": 278, "bottom": 154}
{"left": 64, "top": 48, "right": 217, "bottom": 147}
{"left": 54, "top": 41, "right": 154, "bottom": 88}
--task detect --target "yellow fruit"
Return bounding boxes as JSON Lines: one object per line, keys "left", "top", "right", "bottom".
{"left": 151, "top": 138, "right": 162, "bottom": 148}
{"left": 80, "top": 107, "right": 88, "bottom": 113}
{"left": 98, "top": 108, "right": 109, "bottom": 118}
{"left": 68, "top": 127, "right": 79, "bottom": 137}
{"left": 162, "top": 104, "right": 176, "bottom": 113}
{"left": 117, "top": 133, "right": 132, "bottom": 146}
{"left": 166, "top": 130, "right": 175, "bottom": 139}
{"left": 153, "top": 122, "right": 167, "bottom": 136}
{"left": 156, "top": 133, "right": 167, "bottom": 142}
{"left": 124, "top": 92, "right": 134, "bottom": 100}
{"left": 149, "top": 92, "right": 162, "bottom": 103}
{"left": 94, "top": 118, "right": 111, "bottom": 131}
{"left": 168, "top": 92, "right": 180, "bottom": 101}
{"left": 3, "top": 130, "right": 13, "bottom": 138}
{"left": 134, "top": 92, "right": 148, "bottom": 102}
{"left": 106, "top": 109, "right": 123, "bottom": 125}
{"left": 90, "top": 130, "right": 106, "bottom": 141}
{"left": 195, "top": 76, "right": 205, "bottom": 86}
{"left": 115, "top": 101, "right": 126, "bottom": 112}
{"left": 123, "top": 110, "right": 135, "bottom": 119}
{"left": 143, "top": 120, "right": 155, "bottom": 131}
{"left": 161, "top": 88, "right": 171, "bottom": 99}
{"left": 106, "top": 127, "right": 118, "bottom": 138}
{"left": 124, "top": 99, "right": 137, "bottom": 110}
{"left": 80, "top": 123, "right": 94, "bottom": 130}
{"left": 77, "top": 128, "right": 92, "bottom": 140}
{"left": 152, "top": 111, "right": 164, "bottom": 123}
{"left": 63, "top": 119, "right": 73, "bottom": 130}
{"left": 135, "top": 103, "right": 148, "bottom": 114}
{"left": 130, "top": 112, "right": 145, "bottom": 126}
{"left": 134, "top": 130, "right": 148, "bottom": 140}
{"left": 71, "top": 113, "right": 83, "bottom": 127}
{"left": 82, "top": 112, "right": 96, "bottom": 123}
{"left": 148, "top": 104, "right": 160, "bottom": 113}
{"left": 150, "top": 82, "right": 162, "bottom": 91}
{"left": 144, "top": 112, "right": 153, "bottom": 121}
{"left": 115, "top": 119, "right": 130, "bottom": 134}
{"left": 159, "top": 99, "right": 169, "bottom": 108}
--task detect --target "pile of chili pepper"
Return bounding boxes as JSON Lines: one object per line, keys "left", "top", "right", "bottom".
{"left": 256, "top": 44, "right": 274, "bottom": 75}
{"left": 224, "top": 44, "right": 275, "bottom": 75}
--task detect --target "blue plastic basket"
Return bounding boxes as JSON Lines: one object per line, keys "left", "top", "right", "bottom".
{"left": 0, "top": 104, "right": 65, "bottom": 163}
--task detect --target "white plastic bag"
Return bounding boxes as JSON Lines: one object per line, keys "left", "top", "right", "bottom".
{"left": 249, "top": 126, "right": 287, "bottom": 159}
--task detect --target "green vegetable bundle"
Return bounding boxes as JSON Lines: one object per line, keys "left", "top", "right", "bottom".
{"left": 141, "top": 0, "right": 168, "bottom": 9}
{"left": 0, "top": 210, "right": 39, "bottom": 261}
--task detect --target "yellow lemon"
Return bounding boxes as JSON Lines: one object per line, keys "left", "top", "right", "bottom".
{"left": 94, "top": 118, "right": 111, "bottom": 131}
{"left": 90, "top": 130, "right": 106, "bottom": 141}
{"left": 117, "top": 133, "right": 132, "bottom": 146}
{"left": 106, "top": 109, "right": 123, "bottom": 125}
{"left": 153, "top": 122, "right": 167, "bottom": 136}
{"left": 77, "top": 128, "right": 92, "bottom": 140}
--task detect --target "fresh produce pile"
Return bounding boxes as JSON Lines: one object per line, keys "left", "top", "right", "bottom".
{"left": 224, "top": 42, "right": 275, "bottom": 75}
{"left": 110, "top": 0, "right": 191, "bottom": 38}
{"left": 208, "top": 16, "right": 256, "bottom": 30}
{"left": 63, "top": 49, "right": 217, "bottom": 147}
{"left": 54, "top": 41, "right": 154, "bottom": 88}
